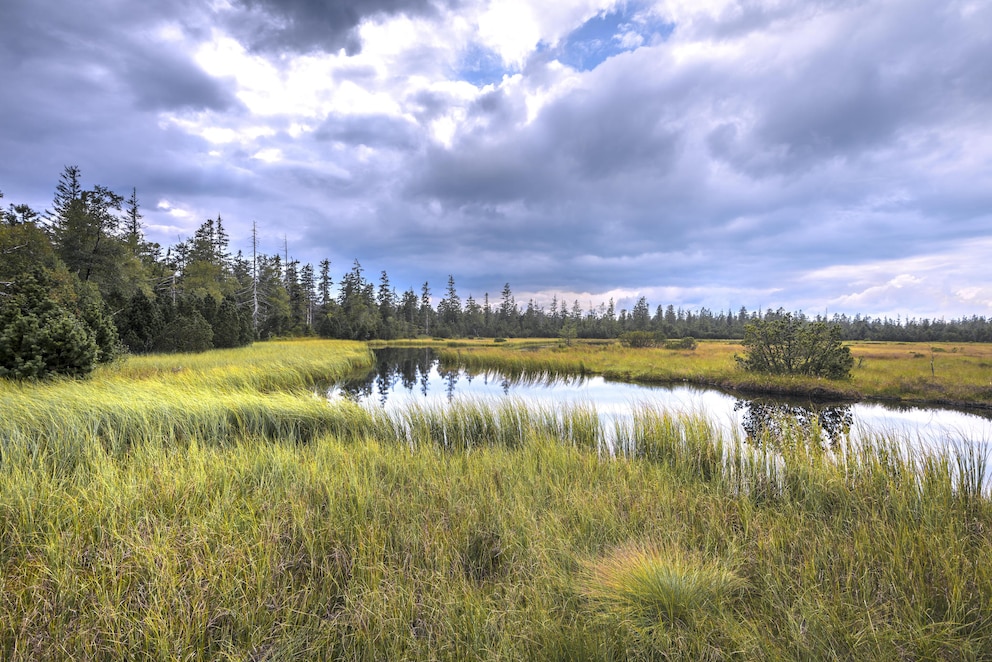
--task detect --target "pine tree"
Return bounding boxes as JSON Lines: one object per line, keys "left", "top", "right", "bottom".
{"left": 300, "top": 263, "right": 316, "bottom": 328}
{"left": 0, "top": 269, "right": 99, "bottom": 379}
{"left": 318, "top": 259, "right": 332, "bottom": 307}
{"left": 438, "top": 275, "right": 462, "bottom": 334}
{"left": 47, "top": 167, "right": 128, "bottom": 294}
{"left": 420, "top": 282, "right": 432, "bottom": 335}
{"left": 125, "top": 187, "right": 142, "bottom": 255}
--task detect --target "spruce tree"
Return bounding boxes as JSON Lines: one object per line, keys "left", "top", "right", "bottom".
{"left": 0, "top": 269, "right": 99, "bottom": 379}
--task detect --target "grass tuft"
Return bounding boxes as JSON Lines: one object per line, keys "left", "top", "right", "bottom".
{"left": 580, "top": 542, "right": 746, "bottom": 627}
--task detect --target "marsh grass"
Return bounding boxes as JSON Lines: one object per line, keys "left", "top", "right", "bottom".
{"left": 0, "top": 340, "right": 375, "bottom": 469}
{"left": 440, "top": 339, "right": 992, "bottom": 406}
{"left": 1, "top": 340, "right": 992, "bottom": 659}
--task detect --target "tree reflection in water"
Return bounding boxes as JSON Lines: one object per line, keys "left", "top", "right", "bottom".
{"left": 336, "top": 347, "right": 581, "bottom": 404}
{"left": 733, "top": 399, "right": 854, "bottom": 449}
{"left": 336, "top": 347, "right": 439, "bottom": 402}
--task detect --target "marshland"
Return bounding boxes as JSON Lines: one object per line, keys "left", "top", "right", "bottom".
{"left": 2, "top": 338, "right": 992, "bottom": 660}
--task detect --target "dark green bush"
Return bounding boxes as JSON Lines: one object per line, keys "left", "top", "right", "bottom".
{"left": 736, "top": 314, "right": 853, "bottom": 379}
{"left": 619, "top": 331, "right": 657, "bottom": 348}
{"left": 663, "top": 336, "right": 697, "bottom": 350}
{"left": 0, "top": 270, "right": 100, "bottom": 379}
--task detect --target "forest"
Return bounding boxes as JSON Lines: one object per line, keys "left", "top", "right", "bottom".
{"left": 3, "top": 167, "right": 992, "bottom": 377}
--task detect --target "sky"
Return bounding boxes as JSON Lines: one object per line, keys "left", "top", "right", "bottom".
{"left": 1, "top": 0, "right": 990, "bottom": 319}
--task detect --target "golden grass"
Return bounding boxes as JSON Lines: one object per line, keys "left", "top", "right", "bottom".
{"left": 437, "top": 339, "right": 992, "bottom": 406}
{"left": 579, "top": 542, "right": 746, "bottom": 626}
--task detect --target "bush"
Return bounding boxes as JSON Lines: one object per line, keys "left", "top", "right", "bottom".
{"left": 663, "top": 336, "right": 697, "bottom": 350}
{"left": 619, "top": 331, "right": 657, "bottom": 348}
{"left": 494, "top": 337, "right": 507, "bottom": 343}
{"left": 0, "top": 270, "right": 100, "bottom": 379}
{"left": 736, "top": 314, "right": 853, "bottom": 379}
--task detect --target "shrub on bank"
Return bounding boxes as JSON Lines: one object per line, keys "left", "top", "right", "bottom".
{"left": 737, "top": 314, "right": 853, "bottom": 379}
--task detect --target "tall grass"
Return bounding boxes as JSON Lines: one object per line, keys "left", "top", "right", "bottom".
{"left": 1, "top": 340, "right": 991, "bottom": 659}
{"left": 0, "top": 339, "right": 375, "bottom": 469}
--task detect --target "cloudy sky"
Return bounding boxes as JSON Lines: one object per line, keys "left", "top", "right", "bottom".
{"left": 1, "top": 0, "right": 990, "bottom": 318}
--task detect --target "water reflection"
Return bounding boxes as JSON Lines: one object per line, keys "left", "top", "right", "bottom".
{"left": 734, "top": 399, "right": 854, "bottom": 448}
{"left": 334, "top": 347, "right": 593, "bottom": 404}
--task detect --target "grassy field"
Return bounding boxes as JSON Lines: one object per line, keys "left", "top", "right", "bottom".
{"left": 2, "top": 339, "right": 991, "bottom": 659}
{"left": 430, "top": 338, "right": 992, "bottom": 407}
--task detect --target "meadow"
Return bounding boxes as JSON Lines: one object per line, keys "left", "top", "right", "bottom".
{"left": 2, "top": 338, "right": 991, "bottom": 660}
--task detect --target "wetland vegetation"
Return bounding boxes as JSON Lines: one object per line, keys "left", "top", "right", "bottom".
{"left": 433, "top": 337, "right": 992, "bottom": 409}
{"left": 2, "top": 338, "right": 992, "bottom": 659}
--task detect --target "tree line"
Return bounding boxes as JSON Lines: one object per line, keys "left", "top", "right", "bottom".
{"left": 3, "top": 167, "right": 991, "bottom": 376}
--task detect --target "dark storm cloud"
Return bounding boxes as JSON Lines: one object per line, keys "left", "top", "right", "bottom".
{"left": 410, "top": 54, "right": 686, "bottom": 208}
{"left": 372, "top": 0, "right": 992, "bottom": 309}
{"left": 226, "top": 0, "right": 463, "bottom": 55}
{"left": 0, "top": 0, "right": 238, "bottom": 116}
{"left": 118, "top": 46, "right": 241, "bottom": 113}
{"left": 705, "top": 1, "right": 992, "bottom": 178}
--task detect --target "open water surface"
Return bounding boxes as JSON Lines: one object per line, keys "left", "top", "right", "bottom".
{"left": 330, "top": 348, "right": 992, "bottom": 451}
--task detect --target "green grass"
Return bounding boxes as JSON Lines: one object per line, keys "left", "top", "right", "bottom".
{"left": 438, "top": 339, "right": 992, "bottom": 407}
{"left": 1, "top": 339, "right": 991, "bottom": 659}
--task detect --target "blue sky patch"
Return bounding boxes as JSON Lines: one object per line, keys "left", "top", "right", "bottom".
{"left": 555, "top": 7, "right": 674, "bottom": 71}
{"left": 457, "top": 43, "right": 510, "bottom": 87}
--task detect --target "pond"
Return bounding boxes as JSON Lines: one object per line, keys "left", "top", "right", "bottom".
{"left": 330, "top": 348, "right": 992, "bottom": 451}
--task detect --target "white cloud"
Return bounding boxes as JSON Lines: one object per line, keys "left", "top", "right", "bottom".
{"left": 251, "top": 148, "right": 283, "bottom": 163}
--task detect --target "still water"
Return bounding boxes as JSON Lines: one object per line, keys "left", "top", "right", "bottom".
{"left": 331, "top": 348, "right": 992, "bottom": 450}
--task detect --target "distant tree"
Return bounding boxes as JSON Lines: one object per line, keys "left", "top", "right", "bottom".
{"left": 437, "top": 275, "right": 462, "bottom": 335}
{"left": 335, "top": 260, "right": 377, "bottom": 339}
{"left": 211, "top": 295, "right": 243, "bottom": 348}
{"left": 376, "top": 270, "right": 398, "bottom": 338}
{"left": 47, "top": 167, "right": 127, "bottom": 289}
{"left": 498, "top": 283, "right": 517, "bottom": 336}
{"left": 398, "top": 288, "right": 419, "bottom": 336}
{"left": 124, "top": 187, "right": 142, "bottom": 254}
{"left": 463, "top": 294, "right": 483, "bottom": 336}
{"left": 2, "top": 188, "right": 41, "bottom": 226}
{"left": 630, "top": 296, "right": 651, "bottom": 331}
{"left": 736, "top": 314, "right": 853, "bottom": 379}
{"left": 558, "top": 320, "right": 577, "bottom": 347}
{"left": 118, "top": 292, "right": 163, "bottom": 353}
{"left": 318, "top": 259, "right": 332, "bottom": 306}
{"left": 300, "top": 263, "right": 316, "bottom": 329}
{"left": 420, "top": 281, "right": 433, "bottom": 335}
{"left": 499, "top": 283, "right": 515, "bottom": 320}
{"left": 154, "top": 310, "right": 213, "bottom": 353}
{"left": 0, "top": 211, "right": 59, "bottom": 279}
{"left": 256, "top": 254, "right": 291, "bottom": 338}
{"left": 74, "top": 280, "right": 123, "bottom": 363}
